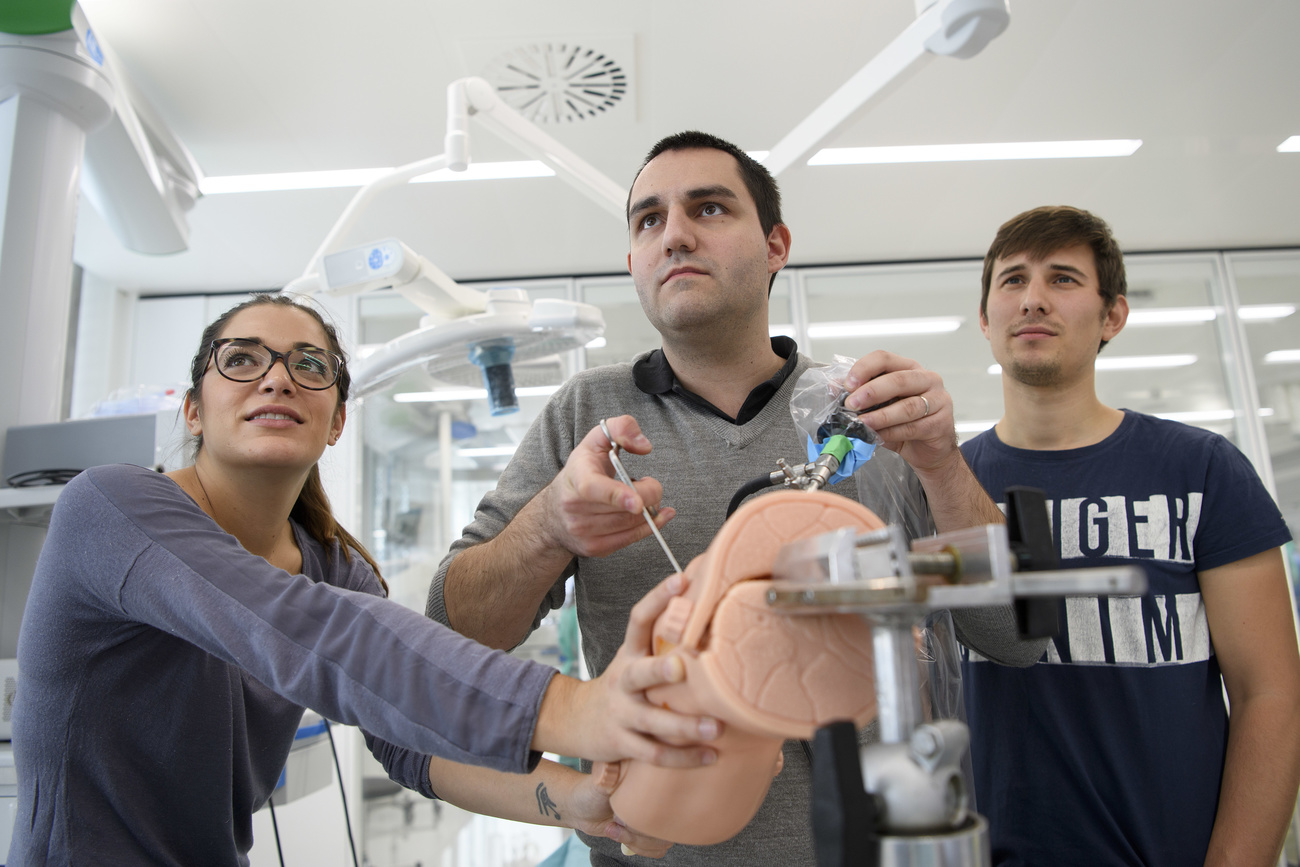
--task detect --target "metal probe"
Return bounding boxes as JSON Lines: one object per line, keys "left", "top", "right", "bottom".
{"left": 599, "top": 419, "right": 683, "bottom": 575}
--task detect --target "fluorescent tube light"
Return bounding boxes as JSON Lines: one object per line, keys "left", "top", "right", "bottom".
{"left": 1265, "top": 349, "right": 1300, "bottom": 364}
{"left": 201, "top": 160, "right": 555, "bottom": 195}
{"left": 808, "top": 139, "right": 1142, "bottom": 166}
{"left": 201, "top": 168, "right": 394, "bottom": 194}
{"left": 807, "top": 316, "right": 964, "bottom": 338}
{"left": 1156, "top": 409, "right": 1235, "bottom": 423}
{"left": 1238, "top": 304, "right": 1295, "bottom": 320}
{"left": 1156, "top": 408, "right": 1275, "bottom": 423}
{"left": 457, "top": 446, "right": 520, "bottom": 457}
{"left": 1096, "top": 354, "right": 1198, "bottom": 371}
{"left": 393, "top": 385, "right": 562, "bottom": 403}
{"left": 1278, "top": 136, "right": 1300, "bottom": 153}
{"left": 987, "top": 354, "right": 1197, "bottom": 374}
{"left": 1126, "top": 308, "right": 1217, "bottom": 326}
{"left": 1124, "top": 305, "right": 1293, "bottom": 326}
{"left": 394, "top": 388, "right": 483, "bottom": 402}
{"left": 411, "top": 161, "right": 553, "bottom": 183}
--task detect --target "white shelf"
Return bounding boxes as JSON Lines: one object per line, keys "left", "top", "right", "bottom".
{"left": 0, "top": 485, "right": 65, "bottom": 518}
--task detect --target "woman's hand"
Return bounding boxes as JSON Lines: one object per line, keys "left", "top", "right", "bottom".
{"left": 533, "top": 572, "right": 721, "bottom": 766}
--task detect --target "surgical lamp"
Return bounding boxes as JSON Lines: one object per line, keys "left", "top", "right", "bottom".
{"left": 318, "top": 237, "right": 602, "bottom": 413}
{"left": 286, "top": 77, "right": 620, "bottom": 412}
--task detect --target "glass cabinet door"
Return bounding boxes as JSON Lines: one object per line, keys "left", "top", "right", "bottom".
{"left": 1225, "top": 251, "right": 1300, "bottom": 569}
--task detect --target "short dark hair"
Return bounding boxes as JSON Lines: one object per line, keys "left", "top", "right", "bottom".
{"left": 981, "top": 206, "right": 1127, "bottom": 351}
{"left": 627, "top": 130, "right": 783, "bottom": 237}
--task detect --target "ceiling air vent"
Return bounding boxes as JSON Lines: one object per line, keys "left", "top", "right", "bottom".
{"left": 483, "top": 43, "right": 627, "bottom": 124}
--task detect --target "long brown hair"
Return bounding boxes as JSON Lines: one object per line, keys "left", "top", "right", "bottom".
{"left": 185, "top": 294, "right": 386, "bottom": 591}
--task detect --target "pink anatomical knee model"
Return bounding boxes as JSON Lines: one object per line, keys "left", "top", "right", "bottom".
{"left": 599, "top": 489, "right": 884, "bottom": 846}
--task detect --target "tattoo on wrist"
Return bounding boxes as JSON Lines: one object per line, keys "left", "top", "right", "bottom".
{"left": 536, "top": 782, "right": 562, "bottom": 821}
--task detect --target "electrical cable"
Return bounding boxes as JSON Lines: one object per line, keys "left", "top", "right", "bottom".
{"left": 267, "top": 797, "right": 286, "bottom": 867}
{"left": 726, "top": 474, "right": 777, "bottom": 519}
{"left": 5, "top": 468, "right": 81, "bottom": 488}
{"left": 324, "top": 719, "right": 362, "bottom": 867}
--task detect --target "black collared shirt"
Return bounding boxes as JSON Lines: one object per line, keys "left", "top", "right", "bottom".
{"left": 631, "top": 336, "right": 799, "bottom": 425}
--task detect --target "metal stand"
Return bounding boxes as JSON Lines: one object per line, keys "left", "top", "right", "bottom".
{"left": 771, "top": 488, "right": 1148, "bottom": 866}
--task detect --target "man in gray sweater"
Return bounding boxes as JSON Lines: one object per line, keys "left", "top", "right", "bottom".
{"left": 428, "top": 131, "right": 1041, "bottom": 865}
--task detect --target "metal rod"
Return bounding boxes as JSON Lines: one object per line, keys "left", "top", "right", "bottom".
{"left": 600, "top": 420, "right": 682, "bottom": 575}
{"left": 907, "top": 551, "right": 959, "bottom": 579}
{"left": 870, "top": 615, "right": 925, "bottom": 743}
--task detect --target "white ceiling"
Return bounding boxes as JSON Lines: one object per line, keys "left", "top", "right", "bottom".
{"left": 71, "top": 0, "right": 1300, "bottom": 293}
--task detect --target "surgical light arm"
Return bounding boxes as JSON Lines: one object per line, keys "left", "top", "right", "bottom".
{"left": 288, "top": 75, "right": 626, "bottom": 299}
{"left": 451, "top": 77, "right": 626, "bottom": 219}
{"left": 285, "top": 76, "right": 622, "bottom": 409}
{"left": 762, "top": 0, "right": 1010, "bottom": 177}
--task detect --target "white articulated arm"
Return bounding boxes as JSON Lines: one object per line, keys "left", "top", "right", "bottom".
{"left": 283, "top": 76, "right": 612, "bottom": 406}
{"left": 460, "top": 76, "right": 627, "bottom": 220}
{"left": 763, "top": 0, "right": 1009, "bottom": 177}
{"left": 286, "top": 76, "right": 627, "bottom": 300}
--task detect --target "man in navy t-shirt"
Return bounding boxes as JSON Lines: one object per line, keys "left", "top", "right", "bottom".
{"left": 961, "top": 205, "right": 1299, "bottom": 866}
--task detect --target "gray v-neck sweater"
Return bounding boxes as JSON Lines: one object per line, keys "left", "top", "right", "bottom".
{"left": 431, "top": 352, "right": 1039, "bottom": 867}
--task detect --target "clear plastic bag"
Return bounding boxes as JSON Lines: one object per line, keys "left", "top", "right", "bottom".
{"left": 790, "top": 358, "right": 930, "bottom": 538}
{"left": 790, "top": 358, "right": 877, "bottom": 485}
{"left": 789, "top": 357, "right": 877, "bottom": 447}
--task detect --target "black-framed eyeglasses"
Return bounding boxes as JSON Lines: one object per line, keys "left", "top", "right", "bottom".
{"left": 208, "top": 338, "right": 343, "bottom": 390}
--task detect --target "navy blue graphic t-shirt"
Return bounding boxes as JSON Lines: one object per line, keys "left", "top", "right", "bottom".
{"left": 961, "top": 411, "right": 1291, "bottom": 867}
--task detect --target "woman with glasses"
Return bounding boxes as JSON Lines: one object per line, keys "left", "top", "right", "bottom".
{"left": 10, "top": 295, "right": 715, "bottom": 865}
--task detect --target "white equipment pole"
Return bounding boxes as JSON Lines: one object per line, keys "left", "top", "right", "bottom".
{"left": 0, "top": 19, "right": 113, "bottom": 457}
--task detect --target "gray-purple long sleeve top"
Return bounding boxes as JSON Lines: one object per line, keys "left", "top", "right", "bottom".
{"left": 10, "top": 464, "right": 554, "bottom": 866}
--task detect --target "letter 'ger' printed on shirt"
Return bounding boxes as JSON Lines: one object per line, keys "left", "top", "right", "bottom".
{"left": 964, "top": 492, "right": 1209, "bottom": 669}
